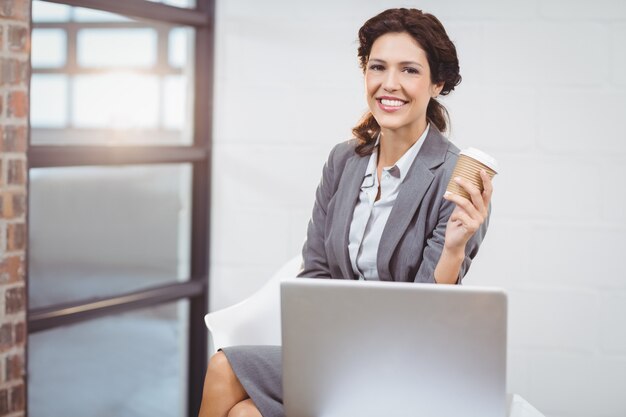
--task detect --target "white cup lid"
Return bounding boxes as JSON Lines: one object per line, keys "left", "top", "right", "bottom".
{"left": 460, "top": 147, "right": 499, "bottom": 173}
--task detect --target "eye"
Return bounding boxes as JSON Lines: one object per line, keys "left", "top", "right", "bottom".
{"left": 368, "top": 64, "right": 385, "bottom": 71}
{"left": 403, "top": 67, "right": 420, "bottom": 75}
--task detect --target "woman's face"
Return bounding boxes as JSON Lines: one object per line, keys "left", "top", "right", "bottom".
{"left": 365, "top": 31, "right": 443, "bottom": 139}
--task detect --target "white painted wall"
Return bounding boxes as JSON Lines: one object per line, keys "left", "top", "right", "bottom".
{"left": 211, "top": 1, "right": 626, "bottom": 416}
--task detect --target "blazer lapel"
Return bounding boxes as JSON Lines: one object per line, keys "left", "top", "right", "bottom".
{"left": 330, "top": 152, "right": 369, "bottom": 280}
{"left": 377, "top": 127, "right": 450, "bottom": 281}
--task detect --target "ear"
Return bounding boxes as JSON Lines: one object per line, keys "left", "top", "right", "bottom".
{"left": 431, "top": 81, "right": 444, "bottom": 98}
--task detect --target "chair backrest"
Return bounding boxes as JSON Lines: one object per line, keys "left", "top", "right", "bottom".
{"left": 205, "top": 256, "right": 302, "bottom": 355}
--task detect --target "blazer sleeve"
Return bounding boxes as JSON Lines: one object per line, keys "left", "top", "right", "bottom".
{"left": 298, "top": 143, "right": 345, "bottom": 278}
{"left": 414, "top": 196, "right": 490, "bottom": 284}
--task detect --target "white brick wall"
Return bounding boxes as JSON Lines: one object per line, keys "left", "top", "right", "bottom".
{"left": 528, "top": 352, "right": 626, "bottom": 417}
{"left": 211, "top": 1, "right": 626, "bottom": 415}
{"left": 600, "top": 291, "right": 626, "bottom": 353}
{"left": 612, "top": 24, "right": 626, "bottom": 86}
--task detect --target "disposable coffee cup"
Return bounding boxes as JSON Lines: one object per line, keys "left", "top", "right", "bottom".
{"left": 446, "top": 148, "right": 498, "bottom": 200}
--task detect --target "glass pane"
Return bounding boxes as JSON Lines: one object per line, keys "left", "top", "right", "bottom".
{"left": 166, "top": 0, "right": 196, "bottom": 7}
{"left": 73, "top": 7, "right": 132, "bottom": 22}
{"left": 163, "top": 75, "right": 187, "bottom": 130}
{"left": 146, "top": 0, "right": 197, "bottom": 8}
{"left": 30, "top": 75, "right": 68, "bottom": 128}
{"left": 28, "top": 300, "right": 189, "bottom": 417}
{"left": 169, "top": 27, "right": 193, "bottom": 68}
{"left": 164, "top": 0, "right": 197, "bottom": 8}
{"left": 78, "top": 29, "right": 157, "bottom": 68}
{"left": 31, "top": 29, "right": 67, "bottom": 68}
{"left": 28, "top": 164, "right": 192, "bottom": 309}
{"left": 72, "top": 73, "right": 159, "bottom": 130}
{"left": 32, "top": 0, "right": 71, "bottom": 22}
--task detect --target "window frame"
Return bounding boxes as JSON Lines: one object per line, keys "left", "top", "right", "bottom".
{"left": 27, "top": 0, "right": 213, "bottom": 415}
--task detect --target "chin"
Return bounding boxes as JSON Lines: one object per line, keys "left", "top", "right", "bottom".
{"left": 375, "top": 119, "right": 405, "bottom": 131}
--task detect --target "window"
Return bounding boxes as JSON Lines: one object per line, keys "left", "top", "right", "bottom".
{"left": 28, "top": 1, "right": 213, "bottom": 416}
{"left": 30, "top": 2, "right": 196, "bottom": 145}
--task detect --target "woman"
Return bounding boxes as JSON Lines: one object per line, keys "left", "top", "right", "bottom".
{"left": 199, "top": 8, "right": 493, "bottom": 417}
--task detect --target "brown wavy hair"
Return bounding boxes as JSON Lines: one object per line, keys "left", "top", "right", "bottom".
{"left": 353, "top": 8, "right": 461, "bottom": 156}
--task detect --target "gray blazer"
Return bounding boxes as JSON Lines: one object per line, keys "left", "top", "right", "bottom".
{"left": 298, "top": 126, "right": 489, "bottom": 283}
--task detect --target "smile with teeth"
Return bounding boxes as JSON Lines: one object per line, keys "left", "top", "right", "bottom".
{"left": 379, "top": 98, "right": 406, "bottom": 107}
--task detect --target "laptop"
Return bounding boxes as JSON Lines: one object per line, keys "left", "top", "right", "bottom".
{"left": 281, "top": 278, "right": 507, "bottom": 417}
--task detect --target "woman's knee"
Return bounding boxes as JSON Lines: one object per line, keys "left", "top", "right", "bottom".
{"left": 199, "top": 352, "right": 249, "bottom": 416}
{"left": 227, "top": 399, "right": 262, "bottom": 417}
{"left": 207, "top": 351, "right": 236, "bottom": 381}
{"left": 204, "top": 351, "right": 247, "bottom": 400}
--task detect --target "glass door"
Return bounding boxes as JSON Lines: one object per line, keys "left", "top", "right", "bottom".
{"left": 27, "top": 1, "right": 213, "bottom": 415}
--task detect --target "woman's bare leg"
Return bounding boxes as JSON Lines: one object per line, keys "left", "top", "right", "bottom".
{"left": 198, "top": 351, "right": 250, "bottom": 417}
{"left": 227, "top": 399, "right": 262, "bottom": 417}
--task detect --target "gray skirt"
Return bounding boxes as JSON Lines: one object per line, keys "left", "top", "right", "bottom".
{"left": 221, "top": 345, "right": 284, "bottom": 417}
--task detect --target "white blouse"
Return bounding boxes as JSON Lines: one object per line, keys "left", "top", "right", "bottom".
{"left": 347, "top": 125, "right": 430, "bottom": 280}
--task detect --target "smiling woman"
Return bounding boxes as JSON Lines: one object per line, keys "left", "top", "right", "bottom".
{"left": 364, "top": 32, "right": 443, "bottom": 149}
{"left": 199, "top": 8, "right": 492, "bottom": 417}
{"left": 353, "top": 8, "right": 461, "bottom": 158}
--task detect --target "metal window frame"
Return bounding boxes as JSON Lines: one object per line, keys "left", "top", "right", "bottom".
{"left": 27, "top": 0, "right": 213, "bottom": 415}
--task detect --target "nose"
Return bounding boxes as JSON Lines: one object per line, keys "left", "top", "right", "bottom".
{"left": 382, "top": 69, "right": 400, "bottom": 92}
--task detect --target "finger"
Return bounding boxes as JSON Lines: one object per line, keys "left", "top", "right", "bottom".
{"left": 444, "top": 192, "right": 487, "bottom": 230}
{"left": 449, "top": 208, "right": 480, "bottom": 233}
{"left": 452, "top": 176, "right": 486, "bottom": 216}
{"left": 444, "top": 190, "right": 481, "bottom": 219}
{"left": 480, "top": 169, "right": 494, "bottom": 207}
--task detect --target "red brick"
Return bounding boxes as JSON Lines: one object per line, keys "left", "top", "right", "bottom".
{"left": 11, "top": 193, "right": 26, "bottom": 218}
{"left": 0, "top": 256, "right": 24, "bottom": 284}
{"left": 0, "top": 0, "right": 29, "bottom": 20}
{"left": 0, "top": 389, "right": 8, "bottom": 415}
{"left": 0, "top": 324, "right": 12, "bottom": 351}
{"left": 8, "top": 25, "right": 29, "bottom": 53}
{"left": 7, "top": 91, "right": 27, "bottom": 118}
{"left": 13, "top": 322, "right": 24, "bottom": 345}
{"left": 1, "top": 59, "right": 17, "bottom": 86}
{"left": 1, "top": 193, "right": 27, "bottom": 217}
{"left": 0, "top": 194, "right": 9, "bottom": 218}
{"left": 5, "top": 286, "right": 25, "bottom": 314}
{"left": 0, "top": 58, "right": 29, "bottom": 86}
{"left": 4, "top": 354, "right": 23, "bottom": 382}
{"left": 1, "top": 196, "right": 8, "bottom": 219}
{"left": 7, "top": 160, "right": 26, "bottom": 185}
{"left": 1, "top": 126, "right": 28, "bottom": 152}
{"left": 9, "top": 383, "right": 24, "bottom": 412}
{"left": 6, "top": 223, "right": 26, "bottom": 251}
{"left": 0, "top": 0, "right": 28, "bottom": 404}
{"left": 0, "top": 192, "right": 25, "bottom": 219}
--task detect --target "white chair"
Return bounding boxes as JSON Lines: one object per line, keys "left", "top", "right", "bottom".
{"left": 204, "top": 256, "right": 302, "bottom": 355}
{"left": 204, "top": 256, "right": 545, "bottom": 417}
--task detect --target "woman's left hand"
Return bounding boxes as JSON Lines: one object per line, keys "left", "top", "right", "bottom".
{"left": 442, "top": 169, "right": 493, "bottom": 253}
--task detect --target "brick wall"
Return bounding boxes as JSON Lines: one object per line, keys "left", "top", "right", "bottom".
{"left": 0, "top": 0, "right": 29, "bottom": 416}
{"left": 213, "top": 1, "right": 626, "bottom": 416}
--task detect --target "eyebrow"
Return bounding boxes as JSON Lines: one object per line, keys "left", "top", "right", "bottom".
{"left": 368, "top": 58, "right": 424, "bottom": 68}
